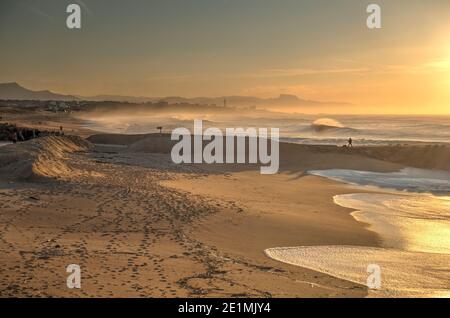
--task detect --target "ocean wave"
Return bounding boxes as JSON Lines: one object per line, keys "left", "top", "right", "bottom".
{"left": 308, "top": 168, "right": 450, "bottom": 195}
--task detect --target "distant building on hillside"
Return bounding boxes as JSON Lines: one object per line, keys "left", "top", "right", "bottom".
{"left": 48, "top": 101, "right": 71, "bottom": 112}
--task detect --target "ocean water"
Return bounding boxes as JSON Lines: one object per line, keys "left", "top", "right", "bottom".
{"left": 79, "top": 114, "right": 450, "bottom": 146}
{"left": 265, "top": 168, "right": 450, "bottom": 297}
{"left": 281, "top": 115, "right": 450, "bottom": 145}
{"left": 308, "top": 168, "right": 450, "bottom": 195}
{"left": 265, "top": 246, "right": 450, "bottom": 297}
{"left": 334, "top": 193, "right": 450, "bottom": 254}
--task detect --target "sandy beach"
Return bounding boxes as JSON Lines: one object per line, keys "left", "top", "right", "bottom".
{"left": 0, "top": 110, "right": 449, "bottom": 298}
{"left": 2, "top": 0, "right": 449, "bottom": 302}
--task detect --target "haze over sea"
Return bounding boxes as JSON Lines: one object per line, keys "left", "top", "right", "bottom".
{"left": 80, "top": 114, "right": 450, "bottom": 146}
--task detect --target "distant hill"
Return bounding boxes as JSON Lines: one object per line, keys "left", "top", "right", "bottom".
{"left": 85, "top": 93, "right": 349, "bottom": 109}
{"left": 0, "top": 82, "right": 349, "bottom": 109}
{"left": 81, "top": 94, "right": 153, "bottom": 103}
{"left": 0, "top": 82, "right": 78, "bottom": 101}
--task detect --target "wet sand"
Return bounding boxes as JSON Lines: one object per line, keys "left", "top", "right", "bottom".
{"left": 0, "top": 110, "right": 449, "bottom": 297}
{"left": 0, "top": 136, "right": 384, "bottom": 297}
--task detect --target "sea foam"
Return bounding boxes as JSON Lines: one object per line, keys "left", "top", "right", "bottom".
{"left": 308, "top": 167, "right": 450, "bottom": 195}
{"left": 265, "top": 168, "right": 450, "bottom": 297}
{"left": 265, "top": 246, "right": 450, "bottom": 297}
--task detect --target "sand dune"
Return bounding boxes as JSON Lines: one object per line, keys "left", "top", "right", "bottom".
{"left": 87, "top": 133, "right": 153, "bottom": 146}
{"left": 127, "top": 135, "right": 175, "bottom": 153}
{"left": 86, "top": 133, "right": 450, "bottom": 171}
{"left": 0, "top": 136, "right": 369, "bottom": 297}
{"left": 0, "top": 135, "right": 93, "bottom": 181}
{"left": 355, "top": 145, "right": 450, "bottom": 171}
{"left": 1, "top": 130, "right": 448, "bottom": 297}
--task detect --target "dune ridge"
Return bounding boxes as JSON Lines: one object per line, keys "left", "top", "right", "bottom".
{"left": 355, "top": 145, "right": 450, "bottom": 171}
{"left": 0, "top": 135, "right": 93, "bottom": 181}
{"left": 86, "top": 133, "right": 450, "bottom": 171}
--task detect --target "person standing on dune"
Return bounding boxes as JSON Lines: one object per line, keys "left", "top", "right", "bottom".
{"left": 18, "top": 129, "right": 25, "bottom": 141}
{"left": 10, "top": 131, "right": 18, "bottom": 144}
{"left": 348, "top": 138, "right": 353, "bottom": 147}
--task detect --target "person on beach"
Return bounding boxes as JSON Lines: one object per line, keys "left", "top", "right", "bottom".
{"left": 10, "top": 131, "right": 18, "bottom": 144}
{"left": 18, "top": 129, "right": 25, "bottom": 141}
{"left": 348, "top": 137, "right": 353, "bottom": 147}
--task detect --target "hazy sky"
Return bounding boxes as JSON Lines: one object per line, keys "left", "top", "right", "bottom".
{"left": 0, "top": 0, "right": 449, "bottom": 114}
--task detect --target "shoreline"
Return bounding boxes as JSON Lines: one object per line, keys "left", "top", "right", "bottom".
{"left": 1, "top": 134, "right": 385, "bottom": 297}
{"left": 261, "top": 174, "right": 450, "bottom": 297}
{"left": 162, "top": 171, "right": 383, "bottom": 296}
{"left": 0, "top": 112, "right": 449, "bottom": 297}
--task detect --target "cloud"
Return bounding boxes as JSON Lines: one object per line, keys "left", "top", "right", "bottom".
{"left": 239, "top": 84, "right": 319, "bottom": 98}
{"left": 75, "top": 0, "right": 93, "bottom": 16}
{"left": 249, "top": 67, "right": 370, "bottom": 78}
{"left": 424, "top": 58, "right": 450, "bottom": 71}
{"left": 378, "top": 58, "right": 450, "bottom": 75}
{"left": 19, "top": 2, "right": 52, "bottom": 20}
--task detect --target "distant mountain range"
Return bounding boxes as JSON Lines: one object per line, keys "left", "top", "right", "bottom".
{"left": 0, "top": 82, "right": 78, "bottom": 101}
{"left": 0, "top": 82, "right": 349, "bottom": 109}
{"left": 84, "top": 94, "right": 349, "bottom": 109}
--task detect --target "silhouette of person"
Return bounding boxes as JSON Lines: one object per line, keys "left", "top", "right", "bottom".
{"left": 11, "top": 131, "right": 18, "bottom": 144}
{"left": 18, "top": 129, "right": 25, "bottom": 141}
{"left": 348, "top": 137, "right": 353, "bottom": 147}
